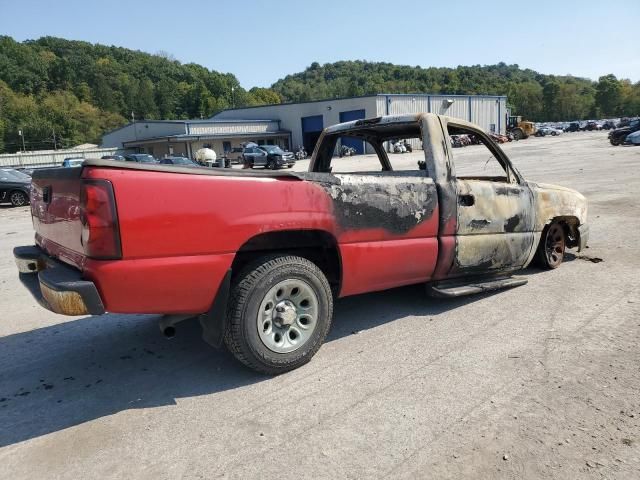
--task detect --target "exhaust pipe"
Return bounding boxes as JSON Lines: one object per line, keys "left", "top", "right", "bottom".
{"left": 158, "top": 315, "right": 193, "bottom": 339}
{"left": 162, "top": 325, "right": 176, "bottom": 338}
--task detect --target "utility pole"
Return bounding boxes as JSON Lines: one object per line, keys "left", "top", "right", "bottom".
{"left": 231, "top": 86, "right": 235, "bottom": 108}
{"left": 18, "top": 129, "right": 26, "bottom": 152}
{"left": 52, "top": 127, "right": 57, "bottom": 150}
{"left": 132, "top": 112, "right": 138, "bottom": 141}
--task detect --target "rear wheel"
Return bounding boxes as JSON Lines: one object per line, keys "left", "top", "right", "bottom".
{"left": 225, "top": 255, "right": 333, "bottom": 374}
{"left": 610, "top": 136, "right": 620, "bottom": 146}
{"left": 535, "top": 222, "right": 566, "bottom": 269}
{"left": 10, "top": 191, "right": 28, "bottom": 207}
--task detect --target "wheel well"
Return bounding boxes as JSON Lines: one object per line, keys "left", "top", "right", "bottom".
{"left": 231, "top": 230, "right": 342, "bottom": 294}
{"left": 547, "top": 216, "right": 580, "bottom": 248}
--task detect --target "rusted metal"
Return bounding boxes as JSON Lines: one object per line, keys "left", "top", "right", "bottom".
{"left": 40, "top": 283, "right": 90, "bottom": 316}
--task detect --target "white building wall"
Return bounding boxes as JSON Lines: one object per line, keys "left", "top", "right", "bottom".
{"left": 376, "top": 94, "right": 506, "bottom": 134}
{"left": 212, "top": 97, "right": 379, "bottom": 149}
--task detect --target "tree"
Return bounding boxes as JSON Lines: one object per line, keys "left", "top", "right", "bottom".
{"left": 595, "top": 74, "right": 622, "bottom": 116}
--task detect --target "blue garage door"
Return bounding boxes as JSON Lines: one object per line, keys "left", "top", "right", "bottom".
{"left": 301, "top": 115, "right": 324, "bottom": 153}
{"left": 339, "top": 109, "right": 366, "bottom": 154}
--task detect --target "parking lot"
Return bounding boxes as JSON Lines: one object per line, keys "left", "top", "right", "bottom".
{"left": 0, "top": 131, "right": 639, "bottom": 479}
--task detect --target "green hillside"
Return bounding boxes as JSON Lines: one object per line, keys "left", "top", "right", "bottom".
{"left": 0, "top": 36, "right": 280, "bottom": 153}
{"left": 273, "top": 61, "right": 640, "bottom": 123}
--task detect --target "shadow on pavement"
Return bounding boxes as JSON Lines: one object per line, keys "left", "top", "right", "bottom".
{"left": 0, "top": 279, "right": 520, "bottom": 447}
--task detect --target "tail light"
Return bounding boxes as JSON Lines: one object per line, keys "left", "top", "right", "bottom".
{"left": 80, "top": 180, "right": 122, "bottom": 259}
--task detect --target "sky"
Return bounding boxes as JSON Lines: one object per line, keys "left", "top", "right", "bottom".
{"left": 1, "top": 0, "right": 638, "bottom": 88}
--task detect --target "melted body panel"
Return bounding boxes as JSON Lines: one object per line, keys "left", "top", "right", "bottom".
{"left": 454, "top": 180, "right": 535, "bottom": 272}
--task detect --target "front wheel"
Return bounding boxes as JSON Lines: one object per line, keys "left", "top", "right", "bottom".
{"left": 10, "top": 191, "right": 28, "bottom": 207}
{"left": 610, "top": 137, "right": 620, "bottom": 146}
{"left": 535, "top": 222, "right": 566, "bottom": 269}
{"left": 512, "top": 128, "right": 524, "bottom": 141}
{"left": 225, "top": 255, "right": 333, "bottom": 374}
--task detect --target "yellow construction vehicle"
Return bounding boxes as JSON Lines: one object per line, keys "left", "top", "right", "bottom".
{"left": 507, "top": 116, "right": 537, "bottom": 140}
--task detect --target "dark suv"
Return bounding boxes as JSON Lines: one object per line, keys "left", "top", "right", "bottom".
{"left": 242, "top": 144, "right": 295, "bottom": 169}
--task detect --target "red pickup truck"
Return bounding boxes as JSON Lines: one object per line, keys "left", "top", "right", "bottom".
{"left": 15, "top": 113, "right": 588, "bottom": 374}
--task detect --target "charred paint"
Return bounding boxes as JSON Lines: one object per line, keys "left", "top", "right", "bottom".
{"left": 495, "top": 185, "right": 524, "bottom": 196}
{"left": 469, "top": 218, "right": 491, "bottom": 230}
{"left": 309, "top": 174, "right": 438, "bottom": 235}
{"left": 504, "top": 214, "right": 521, "bottom": 232}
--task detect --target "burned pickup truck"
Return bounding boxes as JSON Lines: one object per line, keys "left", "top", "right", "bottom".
{"left": 14, "top": 113, "right": 588, "bottom": 374}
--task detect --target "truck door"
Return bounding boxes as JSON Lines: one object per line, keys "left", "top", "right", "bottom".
{"left": 307, "top": 127, "right": 440, "bottom": 296}
{"left": 441, "top": 119, "right": 536, "bottom": 274}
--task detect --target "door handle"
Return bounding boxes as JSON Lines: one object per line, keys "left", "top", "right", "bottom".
{"left": 459, "top": 194, "right": 475, "bottom": 207}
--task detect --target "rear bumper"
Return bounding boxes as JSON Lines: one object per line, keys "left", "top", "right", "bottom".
{"left": 14, "top": 246, "right": 105, "bottom": 316}
{"left": 578, "top": 224, "right": 589, "bottom": 252}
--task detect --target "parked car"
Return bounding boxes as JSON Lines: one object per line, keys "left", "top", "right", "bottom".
{"left": 124, "top": 154, "right": 157, "bottom": 163}
{"left": 565, "top": 122, "right": 581, "bottom": 132}
{"left": 101, "top": 155, "right": 125, "bottom": 161}
{"left": 535, "top": 127, "right": 563, "bottom": 137}
{"left": 609, "top": 118, "right": 640, "bottom": 145}
{"left": 62, "top": 157, "right": 85, "bottom": 168}
{"left": 159, "top": 156, "right": 200, "bottom": 167}
{"left": 0, "top": 168, "right": 31, "bottom": 206}
{"left": 585, "top": 121, "right": 601, "bottom": 131}
{"left": 623, "top": 130, "right": 640, "bottom": 145}
{"left": 14, "top": 113, "right": 589, "bottom": 374}
{"left": 602, "top": 120, "right": 617, "bottom": 130}
{"left": 242, "top": 144, "right": 295, "bottom": 169}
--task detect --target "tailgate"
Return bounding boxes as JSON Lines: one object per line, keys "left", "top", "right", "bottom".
{"left": 31, "top": 167, "right": 86, "bottom": 269}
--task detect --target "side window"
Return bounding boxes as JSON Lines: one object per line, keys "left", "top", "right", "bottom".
{"left": 447, "top": 124, "right": 511, "bottom": 182}
{"left": 324, "top": 125, "right": 426, "bottom": 175}
{"left": 330, "top": 139, "right": 381, "bottom": 173}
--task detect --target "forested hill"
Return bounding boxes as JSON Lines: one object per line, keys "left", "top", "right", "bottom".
{"left": 0, "top": 36, "right": 280, "bottom": 153}
{"left": 0, "top": 36, "right": 638, "bottom": 154}
{"left": 273, "top": 61, "right": 640, "bottom": 123}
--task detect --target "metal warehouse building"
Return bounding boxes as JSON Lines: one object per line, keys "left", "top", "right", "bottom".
{"left": 101, "top": 93, "right": 507, "bottom": 158}
{"left": 212, "top": 93, "right": 507, "bottom": 154}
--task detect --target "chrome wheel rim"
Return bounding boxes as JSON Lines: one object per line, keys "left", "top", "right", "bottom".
{"left": 257, "top": 279, "right": 318, "bottom": 353}
{"left": 545, "top": 224, "right": 565, "bottom": 266}
{"left": 11, "top": 192, "right": 26, "bottom": 206}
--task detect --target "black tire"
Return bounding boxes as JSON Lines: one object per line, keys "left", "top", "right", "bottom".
{"left": 10, "top": 191, "right": 28, "bottom": 207}
{"left": 534, "top": 222, "right": 566, "bottom": 269}
{"left": 225, "top": 255, "right": 333, "bottom": 374}
{"left": 512, "top": 128, "right": 524, "bottom": 141}
{"left": 610, "top": 136, "right": 620, "bottom": 146}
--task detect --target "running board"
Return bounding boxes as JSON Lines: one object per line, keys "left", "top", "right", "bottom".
{"left": 427, "top": 276, "right": 528, "bottom": 298}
